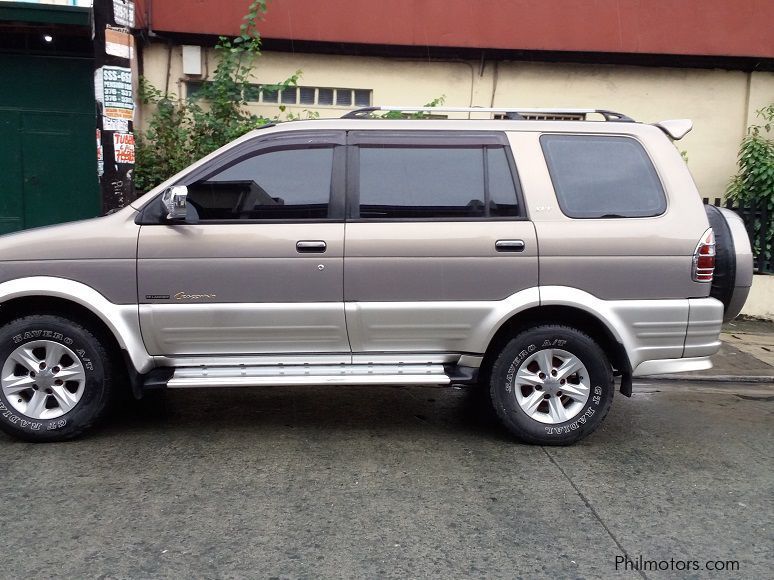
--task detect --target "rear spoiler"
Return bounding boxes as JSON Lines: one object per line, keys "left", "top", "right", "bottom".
{"left": 654, "top": 119, "right": 693, "bottom": 140}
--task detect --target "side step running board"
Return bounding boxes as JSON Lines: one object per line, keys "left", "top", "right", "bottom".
{"left": 165, "top": 363, "right": 452, "bottom": 389}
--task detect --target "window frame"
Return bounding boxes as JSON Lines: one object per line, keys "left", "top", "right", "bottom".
{"left": 345, "top": 131, "right": 527, "bottom": 222}
{"left": 539, "top": 132, "right": 668, "bottom": 220}
{"left": 137, "top": 131, "right": 347, "bottom": 225}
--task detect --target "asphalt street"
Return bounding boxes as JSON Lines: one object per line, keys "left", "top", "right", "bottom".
{"left": 0, "top": 380, "right": 771, "bottom": 579}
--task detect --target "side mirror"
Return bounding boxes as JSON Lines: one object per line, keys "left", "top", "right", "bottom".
{"left": 161, "top": 185, "right": 188, "bottom": 221}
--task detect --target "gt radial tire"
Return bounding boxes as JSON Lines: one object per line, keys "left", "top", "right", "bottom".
{"left": 0, "top": 315, "right": 113, "bottom": 442}
{"left": 490, "top": 325, "right": 614, "bottom": 445}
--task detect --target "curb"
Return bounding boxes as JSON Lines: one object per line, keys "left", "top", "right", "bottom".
{"left": 640, "top": 374, "right": 774, "bottom": 384}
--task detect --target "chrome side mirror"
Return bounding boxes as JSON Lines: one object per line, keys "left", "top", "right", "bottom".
{"left": 161, "top": 185, "right": 188, "bottom": 221}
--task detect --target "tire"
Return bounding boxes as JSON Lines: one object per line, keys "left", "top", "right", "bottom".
{"left": 489, "top": 325, "right": 614, "bottom": 445}
{"left": 704, "top": 204, "right": 736, "bottom": 314}
{"left": 0, "top": 315, "right": 114, "bottom": 442}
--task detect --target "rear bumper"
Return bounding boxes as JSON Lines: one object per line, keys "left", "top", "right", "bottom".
{"left": 683, "top": 297, "right": 723, "bottom": 358}
{"left": 602, "top": 296, "right": 722, "bottom": 370}
{"left": 622, "top": 297, "right": 722, "bottom": 375}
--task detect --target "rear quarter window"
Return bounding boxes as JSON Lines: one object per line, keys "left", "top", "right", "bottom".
{"left": 540, "top": 134, "right": 666, "bottom": 219}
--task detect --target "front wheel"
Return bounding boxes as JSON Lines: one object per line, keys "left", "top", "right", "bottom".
{"left": 489, "top": 325, "right": 614, "bottom": 445}
{"left": 0, "top": 315, "right": 114, "bottom": 442}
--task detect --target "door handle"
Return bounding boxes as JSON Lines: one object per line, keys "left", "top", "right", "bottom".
{"left": 296, "top": 240, "right": 327, "bottom": 253}
{"left": 495, "top": 239, "right": 526, "bottom": 252}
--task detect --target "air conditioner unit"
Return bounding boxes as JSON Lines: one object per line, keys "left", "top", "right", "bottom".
{"left": 182, "top": 45, "right": 202, "bottom": 77}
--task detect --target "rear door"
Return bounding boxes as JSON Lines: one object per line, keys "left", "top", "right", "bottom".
{"left": 137, "top": 131, "right": 350, "bottom": 357}
{"left": 343, "top": 131, "right": 538, "bottom": 354}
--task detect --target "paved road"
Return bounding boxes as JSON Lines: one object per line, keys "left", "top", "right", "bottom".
{"left": 1, "top": 381, "right": 771, "bottom": 579}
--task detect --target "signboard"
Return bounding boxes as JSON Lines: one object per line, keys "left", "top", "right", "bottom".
{"left": 113, "top": 132, "right": 135, "bottom": 164}
{"left": 102, "top": 116, "right": 129, "bottom": 132}
{"left": 113, "top": 0, "right": 135, "bottom": 27}
{"left": 95, "top": 65, "right": 133, "bottom": 120}
{"left": 105, "top": 26, "right": 134, "bottom": 59}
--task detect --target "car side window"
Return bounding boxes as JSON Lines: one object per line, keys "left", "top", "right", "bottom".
{"left": 356, "top": 145, "right": 519, "bottom": 219}
{"left": 540, "top": 134, "right": 666, "bottom": 218}
{"left": 487, "top": 147, "right": 520, "bottom": 217}
{"left": 187, "top": 147, "right": 334, "bottom": 220}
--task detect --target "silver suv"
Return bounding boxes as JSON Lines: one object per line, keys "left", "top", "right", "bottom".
{"left": 0, "top": 106, "right": 753, "bottom": 444}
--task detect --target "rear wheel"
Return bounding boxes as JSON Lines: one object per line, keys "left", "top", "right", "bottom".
{"left": 0, "top": 315, "right": 113, "bottom": 442}
{"left": 489, "top": 325, "right": 613, "bottom": 445}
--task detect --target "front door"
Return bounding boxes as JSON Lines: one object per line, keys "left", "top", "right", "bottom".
{"left": 137, "top": 131, "right": 350, "bottom": 357}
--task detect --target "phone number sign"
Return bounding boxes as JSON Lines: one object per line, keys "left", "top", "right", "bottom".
{"left": 96, "top": 66, "right": 134, "bottom": 120}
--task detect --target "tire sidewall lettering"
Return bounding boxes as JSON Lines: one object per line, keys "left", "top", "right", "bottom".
{"left": 544, "top": 406, "right": 596, "bottom": 435}
{"left": 6, "top": 329, "right": 93, "bottom": 372}
{"left": 13, "top": 330, "right": 73, "bottom": 346}
{"left": 505, "top": 342, "right": 539, "bottom": 393}
{"left": 0, "top": 401, "right": 48, "bottom": 431}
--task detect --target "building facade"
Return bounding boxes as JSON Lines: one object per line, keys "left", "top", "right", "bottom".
{"left": 1, "top": 0, "right": 773, "bottom": 227}
{"left": 136, "top": 0, "right": 774, "bottom": 202}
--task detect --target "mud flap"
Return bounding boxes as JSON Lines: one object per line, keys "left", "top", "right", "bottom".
{"left": 619, "top": 373, "right": 633, "bottom": 397}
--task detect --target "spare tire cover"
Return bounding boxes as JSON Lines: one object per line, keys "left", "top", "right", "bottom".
{"left": 704, "top": 204, "right": 736, "bottom": 313}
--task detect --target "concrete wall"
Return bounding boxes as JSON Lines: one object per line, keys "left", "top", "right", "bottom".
{"left": 747, "top": 72, "right": 774, "bottom": 127}
{"left": 140, "top": 44, "right": 774, "bottom": 200}
{"left": 742, "top": 276, "right": 774, "bottom": 321}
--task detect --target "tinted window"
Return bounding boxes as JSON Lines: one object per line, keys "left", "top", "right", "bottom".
{"left": 318, "top": 88, "right": 333, "bottom": 105}
{"left": 187, "top": 148, "right": 333, "bottom": 220}
{"left": 358, "top": 146, "right": 519, "bottom": 219}
{"left": 540, "top": 135, "right": 666, "bottom": 218}
{"left": 487, "top": 148, "right": 519, "bottom": 217}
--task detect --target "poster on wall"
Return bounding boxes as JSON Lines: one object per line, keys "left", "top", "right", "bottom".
{"left": 113, "top": 132, "right": 136, "bottom": 164}
{"left": 105, "top": 26, "right": 134, "bottom": 59}
{"left": 96, "top": 129, "right": 104, "bottom": 176}
{"left": 95, "top": 65, "right": 134, "bottom": 120}
{"left": 102, "top": 116, "right": 129, "bottom": 132}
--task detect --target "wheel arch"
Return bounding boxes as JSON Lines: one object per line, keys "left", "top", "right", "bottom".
{"left": 0, "top": 277, "right": 151, "bottom": 374}
{"left": 479, "top": 304, "right": 631, "bottom": 389}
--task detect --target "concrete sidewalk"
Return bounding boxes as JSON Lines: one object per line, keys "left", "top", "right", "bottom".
{"left": 647, "top": 316, "right": 774, "bottom": 383}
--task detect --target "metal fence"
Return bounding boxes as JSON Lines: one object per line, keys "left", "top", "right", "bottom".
{"left": 703, "top": 198, "right": 772, "bottom": 274}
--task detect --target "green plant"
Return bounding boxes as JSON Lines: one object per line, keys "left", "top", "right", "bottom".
{"left": 381, "top": 96, "right": 447, "bottom": 119}
{"left": 727, "top": 104, "right": 774, "bottom": 268}
{"left": 134, "top": 1, "right": 302, "bottom": 193}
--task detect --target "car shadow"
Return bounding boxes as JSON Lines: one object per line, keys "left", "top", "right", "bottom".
{"left": 102, "top": 384, "right": 515, "bottom": 442}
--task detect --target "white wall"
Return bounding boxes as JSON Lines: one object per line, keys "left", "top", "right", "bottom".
{"left": 742, "top": 276, "right": 774, "bottom": 321}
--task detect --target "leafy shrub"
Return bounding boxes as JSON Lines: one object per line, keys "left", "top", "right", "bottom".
{"left": 727, "top": 104, "right": 774, "bottom": 269}
{"left": 134, "top": 1, "right": 301, "bottom": 193}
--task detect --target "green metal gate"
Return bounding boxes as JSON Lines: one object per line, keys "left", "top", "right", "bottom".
{"left": 0, "top": 54, "right": 99, "bottom": 234}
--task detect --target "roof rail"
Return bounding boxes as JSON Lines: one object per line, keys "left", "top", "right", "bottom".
{"left": 341, "top": 106, "right": 634, "bottom": 122}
